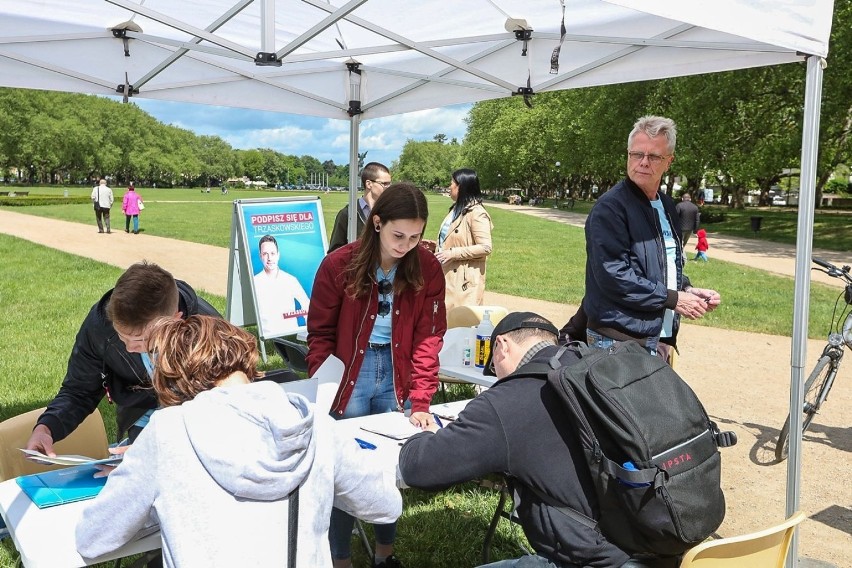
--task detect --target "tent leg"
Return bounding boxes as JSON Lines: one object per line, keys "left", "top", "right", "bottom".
{"left": 348, "top": 114, "right": 361, "bottom": 243}
{"left": 785, "top": 54, "right": 824, "bottom": 568}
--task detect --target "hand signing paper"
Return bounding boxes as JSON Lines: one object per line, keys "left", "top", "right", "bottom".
{"left": 94, "top": 441, "right": 130, "bottom": 478}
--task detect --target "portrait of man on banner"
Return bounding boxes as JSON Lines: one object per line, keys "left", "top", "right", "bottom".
{"left": 241, "top": 199, "right": 326, "bottom": 338}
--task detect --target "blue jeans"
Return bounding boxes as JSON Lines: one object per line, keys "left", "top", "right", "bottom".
{"left": 329, "top": 344, "right": 398, "bottom": 560}
{"left": 586, "top": 329, "right": 659, "bottom": 357}
{"left": 477, "top": 555, "right": 559, "bottom": 568}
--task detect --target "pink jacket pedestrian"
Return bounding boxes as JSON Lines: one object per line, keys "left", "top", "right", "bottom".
{"left": 122, "top": 185, "right": 143, "bottom": 234}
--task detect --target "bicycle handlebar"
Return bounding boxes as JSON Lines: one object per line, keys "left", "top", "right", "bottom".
{"left": 812, "top": 256, "right": 852, "bottom": 283}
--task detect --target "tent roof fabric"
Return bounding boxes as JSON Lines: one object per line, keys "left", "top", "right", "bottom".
{"left": 0, "top": 0, "right": 833, "bottom": 120}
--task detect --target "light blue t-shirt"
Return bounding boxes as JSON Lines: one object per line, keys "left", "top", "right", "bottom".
{"left": 370, "top": 265, "right": 396, "bottom": 344}
{"left": 436, "top": 209, "right": 456, "bottom": 251}
{"left": 135, "top": 352, "right": 157, "bottom": 429}
{"left": 650, "top": 199, "right": 677, "bottom": 338}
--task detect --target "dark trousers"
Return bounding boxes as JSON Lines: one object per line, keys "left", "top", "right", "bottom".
{"left": 681, "top": 230, "right": 692, "bottom": 245}
{"left": 95, "top": 207, "right": 111, "bottom": 232}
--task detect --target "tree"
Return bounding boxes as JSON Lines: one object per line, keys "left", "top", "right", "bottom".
{"left": 395, "top": 139, "right": 460, "bottom": 189}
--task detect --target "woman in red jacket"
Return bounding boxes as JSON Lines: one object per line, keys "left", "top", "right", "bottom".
{"left": 308, "top": 182, "right": 446, "bottom": 568}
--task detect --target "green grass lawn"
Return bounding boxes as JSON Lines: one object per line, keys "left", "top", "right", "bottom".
{"left": 1, "top": 188, "right": 848, "bottom": 567}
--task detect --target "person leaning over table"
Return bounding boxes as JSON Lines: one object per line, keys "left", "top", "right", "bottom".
{"left": 307, "top": 182, "right": 447, "bottom": 568}
{"left": 76, "top": 315, "right": 402, "bottom": 568}
{"left": 584, "top": 115, "right": 720, "bottom": 360}
{"left": 430, "top": 168, "right": 493, "bottom": 313}
{"left": 398, "top": 312, "right": 678, "bottom": 568}
{"left": 25, "top": 261, "right": 220, "bottom": 456}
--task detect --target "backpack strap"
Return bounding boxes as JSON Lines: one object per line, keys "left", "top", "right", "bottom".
{"left": 287, "top": 486, "right": 299, "bottom": 568}
{"left": 523, "top": 483, "right": 599, "bottom": 532}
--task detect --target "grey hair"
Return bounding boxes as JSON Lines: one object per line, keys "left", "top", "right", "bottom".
{"left": 628, "top": 116, "right": 677, "bottom": 154}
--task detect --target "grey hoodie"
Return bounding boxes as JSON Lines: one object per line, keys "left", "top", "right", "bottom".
{"left": 76, "top": 381, "right": 402, "bottom": 567}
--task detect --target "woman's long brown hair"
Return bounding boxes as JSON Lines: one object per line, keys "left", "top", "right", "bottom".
{"left": 344, "top": 182, "right": 429, "bottom": 299}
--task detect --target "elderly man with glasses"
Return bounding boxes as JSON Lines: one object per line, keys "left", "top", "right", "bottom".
{"left": 328, "top": 161, "right": 392, "bottom": 252}
{"left": 583, "top": 115, "right": 721, "bottom": 361}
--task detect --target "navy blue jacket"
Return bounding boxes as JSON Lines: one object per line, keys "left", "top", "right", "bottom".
{"left": 584, "top": 178, "right": 686, "bottom": 346}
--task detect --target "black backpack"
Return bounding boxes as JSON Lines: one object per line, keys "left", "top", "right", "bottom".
{"left": 529, "top": 341, "right": 737, "bottom": 557}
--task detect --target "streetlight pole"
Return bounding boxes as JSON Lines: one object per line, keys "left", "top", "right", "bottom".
{"left": 555, "top": 161, "right": 561, "bottom": 199}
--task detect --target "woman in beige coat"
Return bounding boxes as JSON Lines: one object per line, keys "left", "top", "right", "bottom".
{"left": 434, "top": 168, "right": 493, "bottom": 312}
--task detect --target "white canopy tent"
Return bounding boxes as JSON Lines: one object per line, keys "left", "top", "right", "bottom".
{"left": 0, "top": 1, "right": 835, "bottom": 563}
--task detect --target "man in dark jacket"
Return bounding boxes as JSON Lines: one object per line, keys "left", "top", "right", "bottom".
{"left": 327, "top": 162, "right": 391, "bottom": 252}
{"left": 26, "top": 261, "right": 220, "bottom": 455}
{"left": 675, "top": 193, "right": 700, "bottom": 245}
{"left": 584, "top": 116, "right": 720, "bottom": 356}
{"left": 399, "top": 312, "right": 637, "bottom": 568}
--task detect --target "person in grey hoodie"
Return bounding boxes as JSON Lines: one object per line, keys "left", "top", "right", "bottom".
{"left": 76, "top": 315, "right": 402, "bottom": 567}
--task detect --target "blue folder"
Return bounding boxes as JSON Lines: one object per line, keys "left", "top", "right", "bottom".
{"left": 16, "top": 464, "right": 107, "bottom": 509}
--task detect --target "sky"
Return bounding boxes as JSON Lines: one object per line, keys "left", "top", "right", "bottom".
{"left": 132, "top": 99, "right": 471, "bottom": 167}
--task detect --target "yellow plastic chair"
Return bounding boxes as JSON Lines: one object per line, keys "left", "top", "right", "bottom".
{"left": 0, "top": 407, "right": 110, "bottom": 482}
{"left": 446, "top": 305, "right": 508, "bottom": 329}
{"left": 679, "top": 512, "right": 806, "bottom": 567}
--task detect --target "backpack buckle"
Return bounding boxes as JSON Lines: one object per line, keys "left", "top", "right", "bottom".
{"left": 715, "top": 430, "right": 738, "bottom": 447}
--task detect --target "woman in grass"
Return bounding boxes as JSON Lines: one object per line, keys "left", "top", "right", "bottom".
{"left": 434, "top": 168, "right": 493, "bottom": 312}
{"left": 308, "top": 182, "right": 447, "bottom": 568}
{"left": 76, "top": 315, "right": 401, "bottom": 568}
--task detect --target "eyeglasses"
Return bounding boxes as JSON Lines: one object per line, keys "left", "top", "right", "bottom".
{"left": 627, "top": 151, "right": 670, "bottom": 164}
{"left": 370, "top": 180, "right": 392, "bottom": 188}
{"left": 378, "top": 278, "right": 393, "bottom": 316}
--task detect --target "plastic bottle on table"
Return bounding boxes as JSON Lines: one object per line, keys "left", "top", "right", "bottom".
{"left": 462, "top": 337, "right": 472, "bottom": 366}
{"left": 474, "top": 310, "right": 494, "bottom": 368}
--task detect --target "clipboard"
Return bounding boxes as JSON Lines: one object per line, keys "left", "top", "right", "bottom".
{"left": 16, "top": 463, "right": 107, "bottom": 508}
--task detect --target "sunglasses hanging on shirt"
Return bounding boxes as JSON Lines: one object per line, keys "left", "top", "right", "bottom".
{"left": 378, "top": 278, "right": 393, "bottom": 316}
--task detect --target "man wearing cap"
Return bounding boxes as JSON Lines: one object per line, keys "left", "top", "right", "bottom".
{"left": 398, "top": 312, "right": 635, "bottom": 567}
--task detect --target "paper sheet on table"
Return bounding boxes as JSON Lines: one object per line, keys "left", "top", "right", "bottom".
{"left": 358, "top": 412, "right": 424, "bottom": 441}
{"left": 313, "top": 354, "right": 344, "bottom": 413}
{"left": 19, "top": 449, "right": 122, "bottom": 467}
{"left": 430, "top": 399, "right": 472, "bottom": 421}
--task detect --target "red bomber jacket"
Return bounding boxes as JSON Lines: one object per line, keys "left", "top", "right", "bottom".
{"left": 307, "top": 242, "right": 447, "bottom": 416}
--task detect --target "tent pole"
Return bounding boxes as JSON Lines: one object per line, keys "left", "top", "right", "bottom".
{"left": 348, "top": 114, "right": 361, "bottom": 243}
{"left": 785, "top": 54, "right": 824, "bottom": 568}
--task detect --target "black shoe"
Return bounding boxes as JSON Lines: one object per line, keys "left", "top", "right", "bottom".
{"left": 374, "top": 555, "right": 403, "bottom": 568}
{"left": 98, "top": 230, "right": 104, "bottom": 233}
{"left": 125, "top": 229, "right": 129, "bottom": 233}
{"left": 106, "top": 230, "right": 111, "bottom": 233}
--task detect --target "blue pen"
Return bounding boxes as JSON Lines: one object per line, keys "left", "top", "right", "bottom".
{"left": 432, "top": 414, "right": 444, "bottom": 428}
{"left": 354, "top": 437, "right": 377, "bottom": 450}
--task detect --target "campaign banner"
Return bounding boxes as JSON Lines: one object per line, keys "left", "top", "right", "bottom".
{"left": 234, "top": 197, "right": 327, "bottom": 339}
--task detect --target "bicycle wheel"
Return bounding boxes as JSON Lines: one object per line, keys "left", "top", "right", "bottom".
{"left": 775, "top": 355, "right": 835, "bottom": 461}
